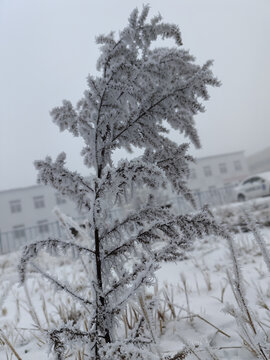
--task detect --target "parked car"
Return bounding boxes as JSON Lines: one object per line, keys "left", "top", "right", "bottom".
{"left": 235, "top": 172, "right": 270, "bottom": 202}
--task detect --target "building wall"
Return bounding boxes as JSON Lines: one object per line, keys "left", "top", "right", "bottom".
{"left": 0, "top": 185, "right": 80, "bottom": 234}
{"left": 188, "top": 151, "right": 249, "bottom": 192}
{"left": 247, "top": 146, "right": 270, "bottom": 174}
{"left": 0, "top": 151, "right": 249, "bottom": 236}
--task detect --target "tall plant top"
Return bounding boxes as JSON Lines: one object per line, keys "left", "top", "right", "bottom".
{"left": 19, "top": 6, "right": 221, "bottom": 359}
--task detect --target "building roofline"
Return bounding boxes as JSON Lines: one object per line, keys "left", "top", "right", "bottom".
{"left": 0, "top": 183, "right": 44, "bottom": 194}
{"left": 196, "top": 150, "right": 245, "bottom": 162}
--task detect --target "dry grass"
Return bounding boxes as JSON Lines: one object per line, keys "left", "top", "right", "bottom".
{"left": 2, "top": 221, "right": 270, "bottom": 359}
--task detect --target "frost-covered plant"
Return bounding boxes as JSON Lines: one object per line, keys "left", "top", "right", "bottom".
{"left": 244, "top": 211, "right": 270, "bottom": 272}
{"left": 19, "top": 6, "right": 221, "bottom": 359}
{"left": 224, "top": 224, "right": 270, "bottom": 359}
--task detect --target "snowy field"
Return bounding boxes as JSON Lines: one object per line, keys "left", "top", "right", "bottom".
{"left": 1, "top": 201, "right": 270, "bottom": 359}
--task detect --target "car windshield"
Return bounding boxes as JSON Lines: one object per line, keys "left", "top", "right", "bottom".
{"left": 242, "top": 177, "right": 263, "bottom": 185}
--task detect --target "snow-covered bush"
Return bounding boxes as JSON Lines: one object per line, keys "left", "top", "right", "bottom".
{"left": 19, "top": 6, "right": 221, "bottom": 359}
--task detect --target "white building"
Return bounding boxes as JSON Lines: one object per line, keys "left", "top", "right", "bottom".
{"left": 0, "top": 150, "right": 249, "bottom": 235}
{"left": 0, "top": 150, "right": 249, "bottom": 253}
{"left": 188, "top": 151, "right": 249, "bottom": 192}
{"left": 0, "top": 184, "right": 81, "bottom": 253}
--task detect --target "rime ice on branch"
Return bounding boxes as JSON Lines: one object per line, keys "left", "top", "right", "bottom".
{"left": 19, "top": 5, "right": 221, "bottom": 359}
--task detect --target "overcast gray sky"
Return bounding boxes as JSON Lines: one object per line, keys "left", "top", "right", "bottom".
{"left": 0, "top": 0, "right": 270, "bottom": 191}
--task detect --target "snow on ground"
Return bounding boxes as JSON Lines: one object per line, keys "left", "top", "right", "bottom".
{"left": 1, "top": 203, "right": 270, "bottom": 359}
{"left": 157, "top": 230, "right": 269, "bottom": 359}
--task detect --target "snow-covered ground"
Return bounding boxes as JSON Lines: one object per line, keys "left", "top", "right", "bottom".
{"left": 1, "top": 204, "right": 270, "bottom": 359}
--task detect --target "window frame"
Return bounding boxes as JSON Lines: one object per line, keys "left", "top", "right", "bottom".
{"left": 33, "top": 195, "right": 45, "bottom": 209}
{"left": 55, "top": 193, "right": 66, "bottom": 205}
{"left": 234, "top": 160, "right": 242, "bottom": 171}
{"left": 10, "top": 200, "right": 22, "bottom": 214}
{"left": 189, "top": 168, "right": 197, "bottom": 180}
{"left": 37, "top": 220, "right": 49, "bottom": 234}
{"left": 219, "top": 163, "right": 227, "bottom": 174}
{"left": 13, "top": 224, "right": 26, "bottom": 240}
{"left": 203, "top": 166, "right": 212, "bottom": 177}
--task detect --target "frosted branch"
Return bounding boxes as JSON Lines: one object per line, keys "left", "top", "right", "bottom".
{"left": 19, "top": 238, "right": 95, "bottom": 283}
{"left": 31, "top": 263, "right": 92, "bottom": 306}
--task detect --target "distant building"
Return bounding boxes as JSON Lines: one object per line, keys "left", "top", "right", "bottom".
{"left": 247, "top": 146, "right": 270, "bottom": 174}
{"left": 0, "top": 150, "right": 250, "bottom": 253}
{"left": 0, "top": 184, "right": 80, "bottom": 238}
{"left": 188, "top": 151, "right": 249, "bottom": 192}
{"left": 0, "top": 150, "right": 249, "bottom": 235}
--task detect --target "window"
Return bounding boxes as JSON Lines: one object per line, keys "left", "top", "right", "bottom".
{"left": 55, "top": 193, "right": 66, "bottom": 205}
{"left": 243, "top": 177, "right": 263, "bottom": 185}
{"left": 37, "top": 220, "right": 49, "bottom": 234}
{"left": 234, "top": 160, "right": 242, "bottom": 171}
{"left": 250, "top": 176, "right": 263, "bottom": 184}
{"left": 219, "top": 163, "right": 227, "bottom": 174}
{"left": 33, "top": 196, "right": 45, "bottom": 209}
{"left": 242, "top": 178, "right": 252, "bottom": 185}
{"left": 203, "top": 166, "right": 212, "bottom": 177}
{"left": 13, "top": 225, "right": 26, "bottom": 240}
{"left": 10, "top": 200, "right": 22, "bottom": 213}
{"left": 189, "top": 169, "right": 196, "bottom": 179}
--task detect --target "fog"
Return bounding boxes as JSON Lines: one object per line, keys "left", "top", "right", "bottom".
{"left": 1, "top": 0, "right": 270, "bottom": 190}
